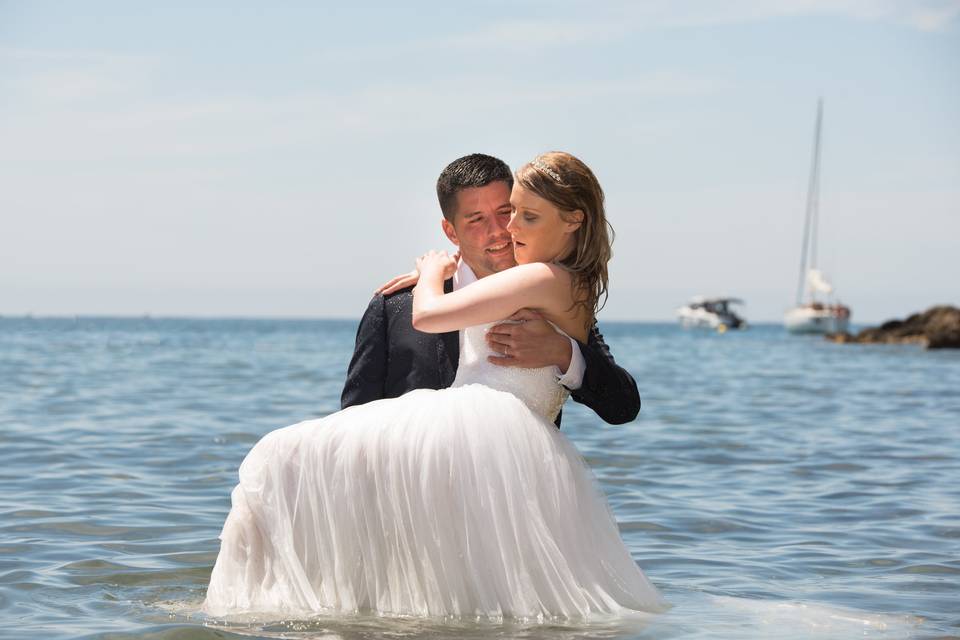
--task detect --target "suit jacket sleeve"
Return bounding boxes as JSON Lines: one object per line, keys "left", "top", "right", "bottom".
{"left": 568, "top": 324, "right": 641, "bottom": 424}
{"left": 340, "top": 293, "right": 388, "bottom": 409}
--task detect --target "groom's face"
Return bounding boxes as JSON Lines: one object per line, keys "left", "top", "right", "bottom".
{"left": 441, "top": 181, "right": 516, "bottom": 278}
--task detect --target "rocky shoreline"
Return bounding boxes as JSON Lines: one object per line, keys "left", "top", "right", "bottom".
{"left": 827, "top": 305, "right": 960, "bottom": 349}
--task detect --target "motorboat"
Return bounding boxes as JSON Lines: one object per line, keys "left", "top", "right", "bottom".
{"left": 784, "top": 99, "right": 852, "bottom": 334}
{"left": 677, "top": 296, "right": 747, "bottom": 332}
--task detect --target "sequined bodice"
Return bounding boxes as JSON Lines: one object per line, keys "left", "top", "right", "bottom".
{"left": 451, "top": 322, "right": 569, "bottom": 422}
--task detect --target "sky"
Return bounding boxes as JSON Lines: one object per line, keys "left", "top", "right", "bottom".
{"left": 1, "top": 0, "right": 958, "bottom": 323}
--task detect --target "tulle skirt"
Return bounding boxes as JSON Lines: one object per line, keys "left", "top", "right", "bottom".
{"left": 203, "top": 384, "right": 667, "bottom": 619}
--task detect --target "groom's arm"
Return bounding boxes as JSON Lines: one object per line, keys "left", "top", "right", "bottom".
{"left": 486, "top": 313, "right": 640, "bottom": 425}
{"left": 341, "top": 293, "right": 388, "bottom": 409}
{"left": 567, "top": 325, "right": 640, "bottom": 424}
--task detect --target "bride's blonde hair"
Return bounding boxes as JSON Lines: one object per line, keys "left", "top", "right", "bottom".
{"left": 515, "top": 151, "right": 612, "bottom": 324}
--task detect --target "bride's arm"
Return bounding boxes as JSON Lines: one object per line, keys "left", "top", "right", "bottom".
{"left": 412, "top": 252, "right": 566, "bottom": 333}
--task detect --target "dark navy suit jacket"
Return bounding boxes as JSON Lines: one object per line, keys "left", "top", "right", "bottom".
{"left": 340, "top": 281, "right": 640, "bottom": 427}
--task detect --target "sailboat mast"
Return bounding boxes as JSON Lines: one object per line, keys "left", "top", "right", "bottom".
{"left": 810, "top": 100, "right": 823, "bottom": 279}
{"left": 795, "top": 98, "right": 823, "bottom": 306}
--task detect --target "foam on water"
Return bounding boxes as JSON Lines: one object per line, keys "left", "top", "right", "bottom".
{"left": 702, "top": 595, "right": 921, "bottom": 637}
{"left": 148, "top": 592, "right": 922, "bottom": 640}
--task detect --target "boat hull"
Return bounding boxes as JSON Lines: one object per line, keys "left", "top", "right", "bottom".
{"left": 784, "top": 306, "right": 850, "bottom": 334}
{"left": 677, "top": 307, "right": 745, "bottom": 330}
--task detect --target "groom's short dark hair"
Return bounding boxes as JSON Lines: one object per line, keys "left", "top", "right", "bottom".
{"left": 436, "top": 153, "right": 513, "bottom": 222}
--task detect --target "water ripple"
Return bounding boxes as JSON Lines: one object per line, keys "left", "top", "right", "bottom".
{"left": 1, "top": 318, "right": 958, "bottom": 638}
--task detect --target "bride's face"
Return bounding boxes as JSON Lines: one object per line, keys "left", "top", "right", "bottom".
{"left": 507, "top": 185, "right": 582, "bottom": 264}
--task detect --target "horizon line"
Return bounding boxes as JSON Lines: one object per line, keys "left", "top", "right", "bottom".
{"left": 0, "top": 312, "right": 886, "bottom": 327}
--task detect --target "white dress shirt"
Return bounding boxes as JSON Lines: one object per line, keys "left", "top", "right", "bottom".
{"left": 453, "top": 260, "right": 586, "bottom": 390}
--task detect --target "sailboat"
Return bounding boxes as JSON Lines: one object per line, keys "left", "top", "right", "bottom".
{"left": 784, "top": 99, "right": 851, "bottom": 334}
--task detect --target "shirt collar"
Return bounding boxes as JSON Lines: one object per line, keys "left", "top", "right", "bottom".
{"left": 452, "top": 259, "right": 478, "bottom": 291}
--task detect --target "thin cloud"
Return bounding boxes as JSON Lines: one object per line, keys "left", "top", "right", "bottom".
{"left": 620, "top": 0, "right": 960, "bottom": 31}
{"left": 440, "top": 0, "right": 960, "bottom": 45}
{"left": 1, "top": 68, "right": 724, "bottom": 164}
{"left": 433, "top": 18, "right": 632, "bottom": 49}
{"left": 0, "top": 46, "right": 160, "bottom": 103}
{"left": 293, "top": 2, "right": 957, "bottom": 74}
{"left": 905, "top": 2, "right": 960, "bottom": 30}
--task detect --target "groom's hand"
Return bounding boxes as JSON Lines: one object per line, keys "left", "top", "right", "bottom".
{"left": 486, "top": 309, "right": 573, "bottom": 372}
{"left": 376, "top": 269, "right": 419, "bottom": 296}
{"left": 376, "top": 251, "right": 460, "bottom": 295}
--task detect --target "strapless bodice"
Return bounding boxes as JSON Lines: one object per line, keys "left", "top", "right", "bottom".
{"left": 451, "top": 322, "right": 569, "bottom": 422}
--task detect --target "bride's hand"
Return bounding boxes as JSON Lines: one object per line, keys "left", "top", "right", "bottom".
{"left": 415, "top": 250, "right": 458, "bottom": 281}
{"left": 375, "top": 251, "right": 459, "bottom": 295}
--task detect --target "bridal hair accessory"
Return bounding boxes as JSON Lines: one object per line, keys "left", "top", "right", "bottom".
{"left": 531, "top": 158, "right": 563, "bottom": 184}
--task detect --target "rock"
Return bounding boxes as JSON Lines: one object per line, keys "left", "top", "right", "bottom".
{"left": 834, "top": 305, "right": 960, "bottom": 349}
{"left": 925, "top": 306, "right": 960, "bottom": 349}
{"left": 825, "top": 332, "right": 855, "bottom": 343}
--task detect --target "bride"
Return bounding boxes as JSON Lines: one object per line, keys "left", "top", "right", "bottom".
{"left": 203, "top": 151, "right": 667, "bottom": 619}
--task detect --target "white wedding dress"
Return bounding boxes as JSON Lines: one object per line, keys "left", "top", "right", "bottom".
{"left": 203, "top": 322, "right": 667, "bottom": 619}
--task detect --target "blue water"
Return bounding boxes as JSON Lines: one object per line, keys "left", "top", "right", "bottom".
{"left": 1, "top": 317, "right": 958, "bottom": 639}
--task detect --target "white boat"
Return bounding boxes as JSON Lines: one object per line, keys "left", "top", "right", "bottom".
{"left": 784, "top": 297, "right": 850, "bottom": 334}
{"left": 677, "top": 296, "right": 747, "bottom": 332}
{"left": 784, "top": 99, "right": 851, "bottom": 334}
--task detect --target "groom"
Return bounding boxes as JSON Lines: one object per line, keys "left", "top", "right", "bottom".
{"left": 341, "top": 153, "right": 640, "bottom": 426}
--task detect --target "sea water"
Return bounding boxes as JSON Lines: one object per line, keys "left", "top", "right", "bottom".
{"left": 1, "top": 317, "right": 957, "bottom": 639}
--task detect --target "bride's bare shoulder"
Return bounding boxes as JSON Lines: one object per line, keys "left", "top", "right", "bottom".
{"left": 507, "top": 262, "right": 573, "bottom": 283}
